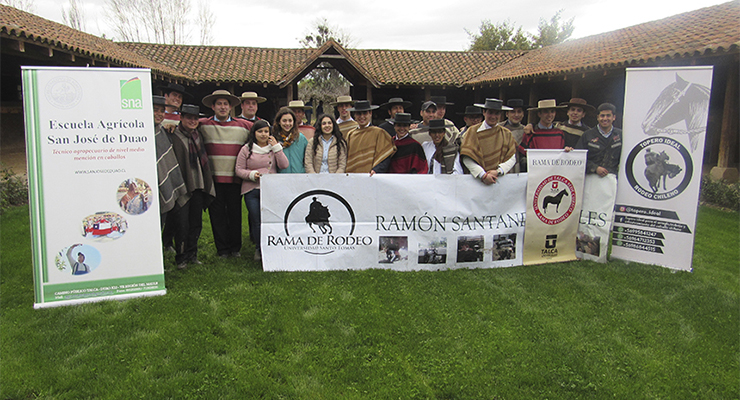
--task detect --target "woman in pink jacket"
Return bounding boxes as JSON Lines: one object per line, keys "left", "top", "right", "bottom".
{"left": 235, "top": 120, "right": 289, "bottom": 261}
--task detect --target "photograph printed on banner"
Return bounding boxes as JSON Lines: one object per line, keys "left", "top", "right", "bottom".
{"left": 576, "top": 231, "right": 601, "bottom": 257}
{"left": 378, "top": 236, "right": 408, "bottom": 264}
{"left": 54, "top": 243, "right": 101, "bottom": 276}
{"left": 116, "top": 177, "right": 153, "bottom": 215}
{"left": 492, "top": 234, "right": 517, "bottom": 261}
{"left": 418, "top": 238, "right": 447, "bottom": 265}
{"left": 81, "top": 211, "right": 128, "bottom": 240}
{"left": 457, "top": 236, "right": 484, "bottom": 263}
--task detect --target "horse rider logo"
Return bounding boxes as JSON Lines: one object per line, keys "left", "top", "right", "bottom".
{"left": 532, "top": 175, "right": 577, "bottom": 225}
{"left": 306, "top": 197, "right": 332, "bottom": 234}
{"left": 625, "top": 137, "right": 692, "bottom": 201}
{"left": 282, "top": 189, "right": 356, "bottom": 255}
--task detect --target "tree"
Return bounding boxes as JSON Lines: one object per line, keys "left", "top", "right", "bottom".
{"left": 532, "top": 10, "right": 575, "bottom": 48}
{"left": 62, "top": 0, "right": 85, "bottom": 31}
{"left": 299, "top": 18, "right": 356, "bottom": 48}
{"left": 466, "top": 19, "right": 533, "bottom": 51}
{"left": 196, "top": 0, "right": 215, "bottom": 45}
{"left": 297, "top": 19, "right": 355, "bottom": 114}
{"left": 467, "top": 11, "right": 575, "bottom": 51}
{"left": 104, "top": 0, "right": 212, "bottom": 45}
{"left": 1, "top": 0, "right": 35, "bottom": 12}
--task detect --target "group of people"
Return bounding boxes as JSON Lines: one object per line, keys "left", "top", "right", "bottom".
{"left": 152, "top": 82, "right": 622, "bottom": 269}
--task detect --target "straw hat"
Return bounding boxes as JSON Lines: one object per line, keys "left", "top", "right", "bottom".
{"left": 527, "top": 99, "right": 567, "bottom": 111}
{"left": 202, "top": 89, "right": 240, "bottom": 108}
{"left": 330, "top": 95, "right": 355, "bottom": 106}
{"left": 238, "top": 92, "right": 267, "bottom": 103}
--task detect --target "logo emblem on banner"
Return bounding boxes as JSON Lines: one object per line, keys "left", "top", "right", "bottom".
{"left": 45, "top": 76, "right": 82, "bottom": 109}
{"left": 532, "top": 175, "right": 576, "bottom": 225}
{"left": 275, "top": 189, "right": 369, "bottom": 255}
{"left": 625, "top": 137, "right": 692, "bottom": 200}
{"left": 120, "top": 77, "right": 143, "bottom": 109}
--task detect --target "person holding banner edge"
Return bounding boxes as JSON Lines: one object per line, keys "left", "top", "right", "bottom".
{"left": 565, "top": 103, "right": 622, "bottom": 177}
{"left": 459, "top": 98, "right": 517, "bottom": 185}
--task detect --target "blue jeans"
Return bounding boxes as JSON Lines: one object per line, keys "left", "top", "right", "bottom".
{"left": 243, "top": 189, "right": 261, "bottom": 251}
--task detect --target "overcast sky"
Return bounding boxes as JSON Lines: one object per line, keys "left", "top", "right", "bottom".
{"left": 27, "top": 0, "right": 730, "bottom": 51}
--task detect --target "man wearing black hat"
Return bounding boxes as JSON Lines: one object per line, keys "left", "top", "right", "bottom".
{"left": 378, "top": 97, "right": 412, "bottom": 137}
{"left": 388, "top": 113, "right": 428, "bottom": 174}
{"left": 557, "top": 98, "right": 594, "bottom": 148}
{"left": 498, "top": 99, "right": 529, "bottom": 173}
{"left": 430, "top": 95, "right": 461, "bottom": 143}
{"left": 423, "top": 119, "right": 463, "bottom": 175}
{"left": 459, "top": 98, "right": 517, "bottom": 185}
{"left": 168, "top": 104, "right": 216, "bottom": 269}
{"left": 458, "top": 105, "right": 483, "bottom": 136}
{"left": 158, "top": 83, "right": 191, "bottom": 130}
{"left": 345, "top": 100, "right": 396, "bottom": 174}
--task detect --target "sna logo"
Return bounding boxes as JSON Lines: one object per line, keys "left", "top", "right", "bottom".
{"left": 120, "top": 77, "right": 143, "bottom": 109}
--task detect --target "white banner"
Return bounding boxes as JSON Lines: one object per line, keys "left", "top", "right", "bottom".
{"left": 576, "top": 174, "right": 618, "bottom": 262}
{"left": 23, "top": 67, "right": 166, "bottom": 308}
{"left": 261, "top": 174, "right": 527, "bottom": 271}
{"left": 612, "top": 67, "right": 713, "bottom": 271}
{"left": 523, "top": 149, "right": 587, "bottom": 265}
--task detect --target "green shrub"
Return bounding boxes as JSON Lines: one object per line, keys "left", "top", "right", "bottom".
{"left": 0, "top": 165, "right": 28, "bottom": 214}
{"left": 700, "top": 175, "right": 740, "bottom": 210}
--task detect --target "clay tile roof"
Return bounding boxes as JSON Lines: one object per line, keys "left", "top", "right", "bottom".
{"left": 348, "top": 49, "right": 525, "bottom": 86}
{"left": 118, "top": 42, "right": 314, "bottom": 84}
{"left": 119, "top": 41, "right": 526, "bottom": 87}
{"left": 468, "top": 1, "right": 740, "bottom": 85}
{"left": 0, "top": 4, "right": 185, "bottom": 79}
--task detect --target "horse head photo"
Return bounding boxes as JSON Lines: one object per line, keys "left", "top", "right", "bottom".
{"left": 641, "top": 74, "right": 710, "bottom": 151}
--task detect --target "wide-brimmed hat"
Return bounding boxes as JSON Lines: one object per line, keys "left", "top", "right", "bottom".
{"left": 239, "top": 92, "right": 267, "bottom": 103}
{"left": 388, "top": 113, "right": 418, "bottom": 125}
{"left": 180, "top": 104, "right": 200, "bottom": 116}
{"left": 157, "top": 82, "right": 192, "bottom": 98}
{"left": 527, "top": 99, "right": 567, "bottom": 111}
{"left": 202, "top": 90, "right": 240, "bottom": 108}
{"left": 348, "top": 100, "right": 379, "bottom": 112}
{"left": 428, "top": 119, "right": 447, "bottom": 131}
{"left": 287, "top": 100, "right": 311, "bottom": 110}
{"left": 421, "top": 101, "right": 438, "bottom": 112}
{"left": 458, "top": 105, "right": 482, "bottom": 116}
{"left": 559, "top": 97, "right": 595, "bottom": 112}
{"left": 474, "top": 98, "right": 513, "bottom": 111}
{"left": 330, "top": 95, "right": 354, "bottom": 106}
{"left": 505, "top": 99, "right": 531, "bottom": 110}
{"left": 380, "top": 97, "right": 412, "bottom": 109}
{"left": 430, "top": 96, "right": 454, "bottom": 106}
{"left": 152, "top": 95, "right": 166, "bottom": 106}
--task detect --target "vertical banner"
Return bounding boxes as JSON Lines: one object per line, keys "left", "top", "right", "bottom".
{"left": 261, "top": 174, "right": 527, "bottom": 271}
{"left": 22, "top": 67, "right": 166, "bottom": 308}
{"left": 576, "top": 174, "right": 618, "bottom": 262}
{"left": 611, "top": 66, "right": 713, "bottom": 271}
{"left": 523, "top": 149, "right": 587, "bottom": 265}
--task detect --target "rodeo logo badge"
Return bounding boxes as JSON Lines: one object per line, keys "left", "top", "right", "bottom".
{"left": 268, "top": 189, "right": 372, "bottom": 255}
{"left": 532, "top": 175, "right": 577, "bottom": 226}
{"left": 624, "top": 137, "right": 692, "bottom": 201}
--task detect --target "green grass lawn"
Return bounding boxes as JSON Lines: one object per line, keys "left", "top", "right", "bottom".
{"left": 1, "top": 205, "right": 738, "bottom": 399}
